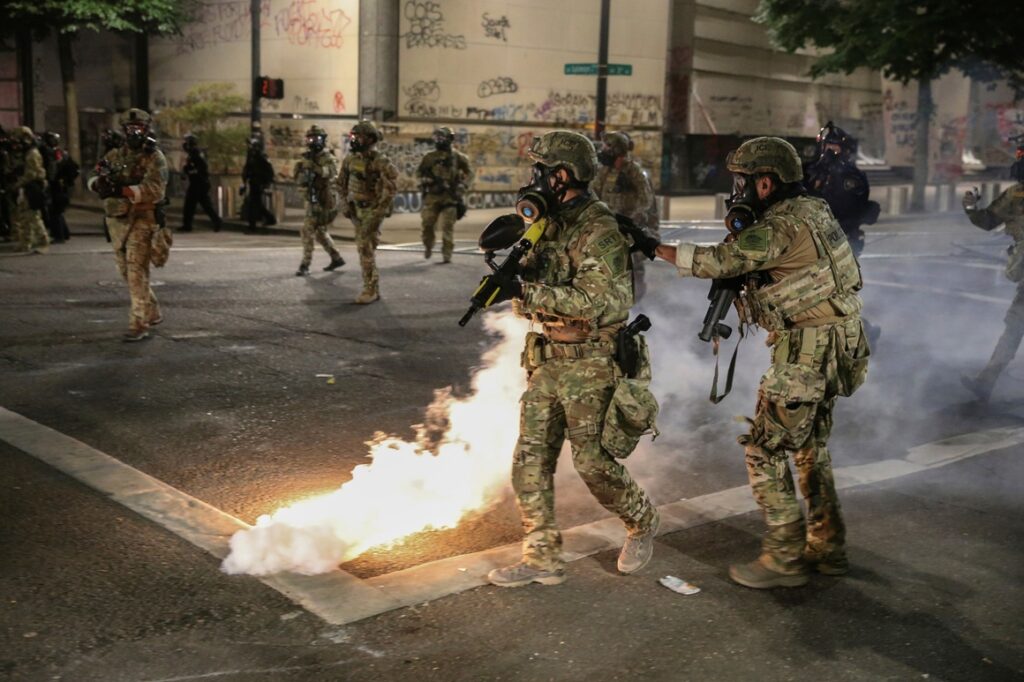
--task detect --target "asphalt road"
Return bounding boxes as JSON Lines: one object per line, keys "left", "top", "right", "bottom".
{"left": 1, "top": 210, "right": 1023, "bottom": 680}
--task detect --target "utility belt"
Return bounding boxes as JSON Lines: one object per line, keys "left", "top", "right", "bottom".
{"left": 521, "top": 332, "right": 615, "bottom": 371}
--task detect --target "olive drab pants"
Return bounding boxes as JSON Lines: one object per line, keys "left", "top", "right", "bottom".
{"left": 513, "top": 353, "right": 656, "bottom": 571}
{"left": 350, "top": 205, "right": 383, "bottom": 294}
{"left": 421, "top": 195, "right": 457, "bottom": 261}
{"left": 978, "top": 281, "right": 1024, "bottom": 386}
{"left": 300, "top": 213, "right": 342, "bottom": 268}
{"left": 739, "top": 322, "right": 857, "bottom": 572}
{"left": 13, "top": 200, "right": 49, "bottom": 252}
{"left": 108, "top": 213, "right": 161, "bottom": 332}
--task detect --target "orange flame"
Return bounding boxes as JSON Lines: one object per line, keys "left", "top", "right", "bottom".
{"left": 222, "top": 312, "right": 530, "bottom": 576}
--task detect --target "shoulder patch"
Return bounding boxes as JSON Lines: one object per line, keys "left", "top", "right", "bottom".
{"left": 738, "top": 226, "right": 770, "bottom": 253}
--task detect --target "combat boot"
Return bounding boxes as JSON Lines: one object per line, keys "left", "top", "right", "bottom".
{"left": 122, "top": 328, "right": 150, "bottom": 343}
{"left": 295, "top": 264, "right": 310, "bottom": 277}
{"left": 354, "top": 288, "right": 380, "bottom": 305}
{"left": 424, "top": 245, "right": 432, "bottom": 259}
{"left": 487, "top": 562, "right": 566, "bottom": 588}
{"left": 729, "top": 556, "right": 809, "bottom": 589}
{"left": 323, "top": 255, "right": 345, "bottom": 271}
{"left": 617, "top": 509, "right": 660, "bottom": 574}
{"left": 803, "top": 548, "right": 849, "bottom": 576}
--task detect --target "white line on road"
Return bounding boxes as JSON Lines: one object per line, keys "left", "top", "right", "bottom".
{"left": 2, "top": 406, "right": 1021, "bottom": 626}
{"left": 863, "top": 278, "right": 1012, "bottom": 305}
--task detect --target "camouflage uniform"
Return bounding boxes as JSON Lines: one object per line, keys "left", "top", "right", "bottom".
{"left": 10, "top": 127, "right": 50, "bottom": 253}
{"left": 593, "top": 132, "right": 655, "bottom": 298}
{"left": 674, "top": 138, "right": 869, "bottom": 582}
{"left": 337, "top": 122, "right": 398, "bottom": 301}
{"left": 507, "top": 133, "right": 657, "bottom": 576}
{"left": 89, "top": 112, "right": 169, "bottom": 337}
{"left": 417, "top": 129, "right": 472, "bottom": 263}
{"left": 293, "top": 144, "right": 344, "bottom": 271}
{"left": 963, "top": 182, "right": 1024, "bottom": 398}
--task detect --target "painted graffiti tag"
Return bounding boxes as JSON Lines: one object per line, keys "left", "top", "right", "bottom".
{"left": 477, "top": 76, "right": 519, "bottom": 98}
{"left": 274, "top": 0, "right": 352, "bottom": 49}
{"left": 481, "top": 12, "right": 510, "bottom": 41}
{"left": 402, "top": 0, "right": 467, "bottom": 50}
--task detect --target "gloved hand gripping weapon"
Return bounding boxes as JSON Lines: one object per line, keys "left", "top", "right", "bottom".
{"left": 301, "top": 153, "right": 320, "bottom": 206}
{"left": 459, "top": 213, "right": 545, "bottom": 327}
{"left": 92, "top": 158, "right": 127, "bottom": 199}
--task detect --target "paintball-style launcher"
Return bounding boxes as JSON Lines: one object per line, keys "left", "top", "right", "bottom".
{"left": 458, "top": 213, "right": 546, "bottom": 327}
{"left": 92, "top": 158, "right": 127, "bottom": 199}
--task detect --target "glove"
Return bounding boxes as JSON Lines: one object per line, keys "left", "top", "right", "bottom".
{"left": 962, "top": 187, "right": 979, "bottom": 210}
{"left": 633, "top": 232, "right": 660, "bottom": 261}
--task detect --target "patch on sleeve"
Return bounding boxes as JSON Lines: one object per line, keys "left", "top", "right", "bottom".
{"left": 738, "top": 226, "right": 770, "bottom": 253}
{"left": 592, "top": 231, "right": 621, "bottom": 255}
{"left": 601, "top": 248, "right": 627, "bottom": 275}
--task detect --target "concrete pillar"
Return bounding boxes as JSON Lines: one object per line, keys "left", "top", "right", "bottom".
{"left": 660, "top": 0, "right": 696, "bottom": 193}
{"left": 359, "top": 0, "right": 399, "bottom": 122}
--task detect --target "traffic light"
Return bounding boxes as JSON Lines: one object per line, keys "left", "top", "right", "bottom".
{"left": 256, "top": 77, "right": 284, "bottom": 100}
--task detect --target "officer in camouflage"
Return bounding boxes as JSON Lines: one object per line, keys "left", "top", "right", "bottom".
{"left": 656, "top": 137, "right": 870, "bottom": 589}
{"left": 293, "top": 125, "right": 345, "bottom": 277}
{"left": 337, "top": 120, "right": 398, "bottom": 304}
{"left": 87, "top": 109, "right": 169, "bottom": 341}
{"left": 9, "top": 126, "right": 50, "bottom": 254}
{"left": 592, "top": 131, "right": 656, "bottom": 299}
{"left": 486, "top": 131, "right": 660, "bottom": 588}
{"left": 960, "top": 143, "right": 1024, "bottom": 402}
{"left": 417, "top": 126, "right": 472, "bottom": 263}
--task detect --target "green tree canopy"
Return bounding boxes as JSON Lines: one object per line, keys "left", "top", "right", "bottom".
{"left": 158, "top": 83, "right": 249, "bottom": 174}
{"left": 755, "top": 0, "right": 1024, "bottom": 87}
{"left": 0, "top": 0, "right": 193, "bottom": 35}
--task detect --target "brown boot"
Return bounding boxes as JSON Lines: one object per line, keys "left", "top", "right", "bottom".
{"left": 354, "top": 288, "right": 380, "bottom": 305}
{"left": 804, "top": 548, "right": 849, "bottom": 575}
{"left": 487, "top": 562, "right": 566, "bottom": 588}
{"left": 729, "top": 555, "right": 809, "bottom": 589}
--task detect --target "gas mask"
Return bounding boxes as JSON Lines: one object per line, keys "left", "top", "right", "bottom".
{"left": 306, "top": 134, "right": 326, "bottom": 153}
{"left": 433, "top": 133, "right": 452, "bottom": 152}
{"left": 515, "top": 164, "right": 573, "bottom": 224}
{"left": 348, "top": 133, "right": 373, "bottom": 154}
{"left": 597, "top": 147, "right": 618, "bottom": 167}
{"left": 724, "top": 173, "right": 760, "bottom": 234}
{"left": 124, "top": 124, "right": 148, "bottom": 151}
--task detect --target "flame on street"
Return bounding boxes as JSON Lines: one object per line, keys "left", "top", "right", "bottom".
{"left": 221, "top": 312, "right": 530, "bottom": 576}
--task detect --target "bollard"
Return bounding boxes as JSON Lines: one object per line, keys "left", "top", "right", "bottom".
{"left": 274, "top": 190, "right": 285, "bottom": 223}
{"left": 714, "top": 193, "right": 729, "bottom": 219}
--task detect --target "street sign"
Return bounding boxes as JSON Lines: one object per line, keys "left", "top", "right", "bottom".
{"left": 564, "top": 63, "right": 633, "bottom": 76}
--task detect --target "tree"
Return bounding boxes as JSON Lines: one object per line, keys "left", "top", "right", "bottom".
{"left": 756, "top": 0, "right": 1024, "bottom": 211}
{"left": 0, "top": 1, "right": 195, "bottom": 183}
{"left": 157, "top": 83, "right": 249, "bottom": 175}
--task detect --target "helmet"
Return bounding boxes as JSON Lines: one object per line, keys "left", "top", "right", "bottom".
{"left": 727, "top": 137, "right": 803, "bottom": 184}
{"left": 121, "top": 108, "right": 152, "bottom": 128}
{"left": 602, "top": 132, "right": 630, "bottom": 157}
{"left": 12, "top": 126, "right": 36, "bottom": 146}
{"left": 348, "top": 120, "right": 380, "bottom": 153}
{"left": 433, "top": 126, "right": 454, "bottom": 150}
{"left": 183, "top": 133, "right": 199, "bottom": 150}
{"left": 305, "top": 125, "right": 327, "bottom": 153}
{"left": 526, "top": 131, "right": 598, "bottom": 183}
{"left": 101, "top": 129, "right": 125, "bottom": 151}
{"left": 42, "top": 131, "right": 61, "bottom": 148}
{"left": 816, "top": 121, "right": 856, "bottom": 160}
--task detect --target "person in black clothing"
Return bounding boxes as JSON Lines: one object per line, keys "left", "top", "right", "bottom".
{"left": 803, "top": 121, "right": 880, "bottom": 257}
{"left": 0, "top": 126, "right": 12, "bottom": 242}
{"left": 241, "top": 134, "right": 276, "bottom": 232}
{"left": 180, "top": 133, "right": 222, "bottom": 232}
{"left": 41, "top": 131, "right": 79, "bottom": 243}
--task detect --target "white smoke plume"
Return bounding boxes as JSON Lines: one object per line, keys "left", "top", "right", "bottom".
{"left": 222, "top": 311, "right": 530, "bottom": 576}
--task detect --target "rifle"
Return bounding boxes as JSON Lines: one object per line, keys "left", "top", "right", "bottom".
{"left": 699, "top": 276, "right": 745, "bottom": 404}
{"left": 302, "top": 153, "right": 320, "bottom": 205}
{"left": 615, "top": 314, "right": 652, "bottom": 378}
{"left": 459, "top": 213, "right": 546, "bottom": 327}
{"left": 92, "top": 158, "right": 127, "bottom": 199}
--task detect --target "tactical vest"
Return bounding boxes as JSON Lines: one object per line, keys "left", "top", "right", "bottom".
{"left": 746, "top": 199, "right": 863, "bottom": 331}
{"left": 346, "top": 153, "right": 380, "bottom": 201}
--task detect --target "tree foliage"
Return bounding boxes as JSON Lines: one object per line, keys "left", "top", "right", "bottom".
{"left": 157, "top": 83, "right": 249, "bottom": 174}
{"left": 755, "top": 0, "right": 1024, "bottom": 89}
{"left": 0, "top": 0, "right": 194, "bottom": 36}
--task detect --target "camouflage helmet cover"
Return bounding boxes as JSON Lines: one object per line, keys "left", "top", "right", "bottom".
{"left": 434, "top": 126, "right": 455, "bottom": 141}
{"left": 601, "top": 131, "right": 630, "bottom": 157}
{"left": 306, "top": 125, "right": 328, "bottom": 138}
{"left": 121, "top": 108, "right": 152, "bottom": 127}
{"left": 727, "top": 136, "right": 803, "bottom": 184}
{"left": 12, "top": 125, "right": 36, "bottom": 144}
{"left": 350, "top": 120, "right": 380, "bottom": 141}
{"left": 527, "top": 130, "right": 598, "bottom": 183}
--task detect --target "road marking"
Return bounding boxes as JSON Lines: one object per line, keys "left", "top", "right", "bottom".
{"left": 864, "top": 278, "right": 1011, "bottom": 305}
{"left": 2, "top": 405, "right": 1021, "bottom": 626}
